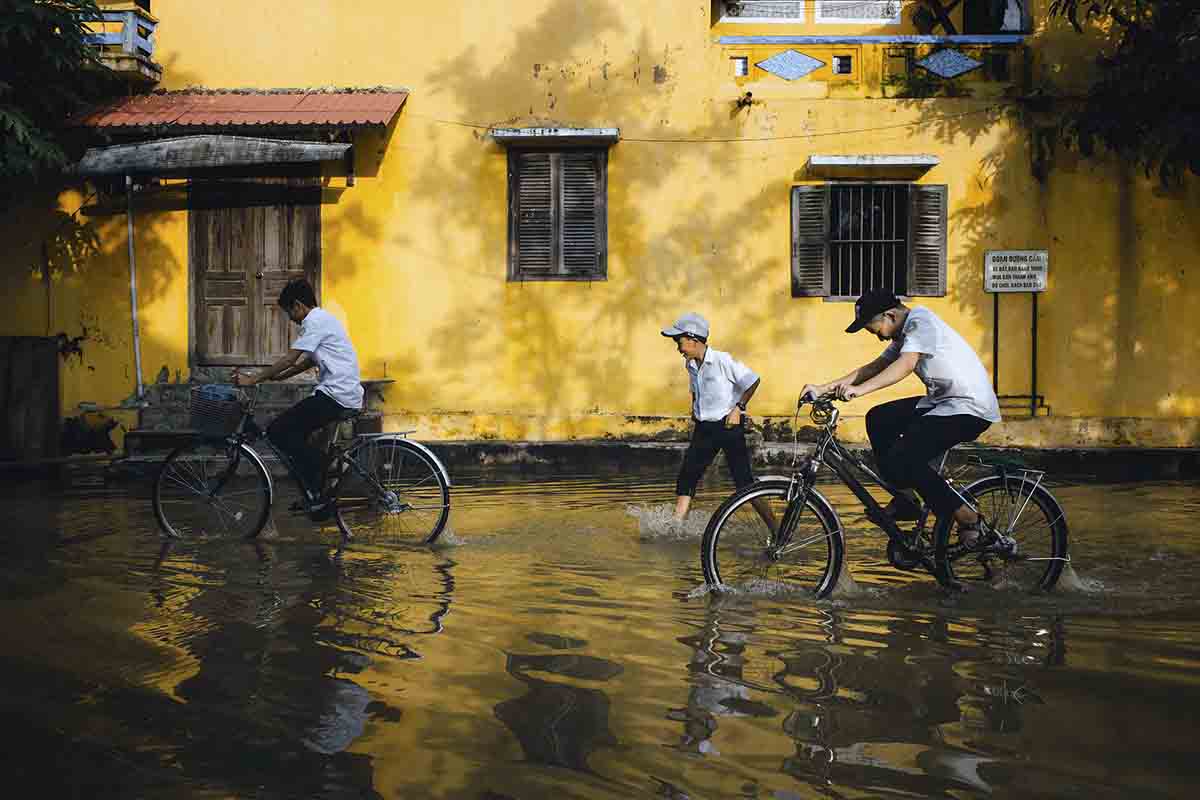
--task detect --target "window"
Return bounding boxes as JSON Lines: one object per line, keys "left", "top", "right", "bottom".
{"left": 721, "top": 1, "right": 805, "bottom": 22}
{"left": 832, "top": 55, "right": 853, "bottom": 75}
{"left": 816, "top": 1, "right": 902, "bottom": 24}
{"left": 791, "top": 183, "right": 947, "bottom": 298}
{"left": 508, "top": 149, "right": 607, "bottom": 281}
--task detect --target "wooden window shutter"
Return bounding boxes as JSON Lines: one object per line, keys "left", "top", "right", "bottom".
{"left": 510, "top": 152, "right": 555, "bottom": 277}
{"left": 559, "top": 150, "right": 606, "bottom": 277}
{"left": 907, "top": 184, "right": 948, "bottom": 297}
{"left": 791, "top": 184, "right": 830, "bottom": 297}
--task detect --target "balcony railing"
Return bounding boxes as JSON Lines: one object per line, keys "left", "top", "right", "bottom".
{"left": 84, "top": 4, "right": 161, "bottom": 85}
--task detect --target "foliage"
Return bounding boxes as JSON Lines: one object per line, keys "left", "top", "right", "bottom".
{"left": 1047, "top": 0, "right": 1200, "bottom": 183}
{"left": 0, "top": 0, "right": 119, "bottom": 178}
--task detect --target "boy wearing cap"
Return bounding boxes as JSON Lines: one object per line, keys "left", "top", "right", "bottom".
{"left": 800, "top": 290, "right": 1001, "bottom": 547}
{"left": 661, "top": 313, "right": 763, "bottom": 523}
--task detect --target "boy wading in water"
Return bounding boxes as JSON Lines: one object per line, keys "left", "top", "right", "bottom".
{"left": 662, "top": 313, "right": 773, "bottom": 530}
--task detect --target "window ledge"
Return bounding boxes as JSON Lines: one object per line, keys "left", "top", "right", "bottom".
{"left": 806, "top": 154, "right": 939, "bottom": 178}
{"left": 491, "top": 127, "right": 619, "bottom": 147}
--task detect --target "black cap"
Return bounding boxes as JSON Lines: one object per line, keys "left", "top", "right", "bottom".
{"left": 845, "top": 289, "right": 900, "bottom": 333}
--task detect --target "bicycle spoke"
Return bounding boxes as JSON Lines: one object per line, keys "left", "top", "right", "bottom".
{"left": 154, "top": 442, "right": 270, "bottom": 540}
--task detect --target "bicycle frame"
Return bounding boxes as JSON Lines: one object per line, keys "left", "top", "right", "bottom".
{"left": 782, "top": 400, "right": 970, "bottom": 575}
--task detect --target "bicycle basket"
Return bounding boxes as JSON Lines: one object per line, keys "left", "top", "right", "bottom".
{"left": 189, "top": 384, "right": 244, "bottom": 438}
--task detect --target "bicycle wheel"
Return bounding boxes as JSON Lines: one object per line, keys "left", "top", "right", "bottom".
{"left": 934, "top": 475, "right": 1069, "bottom": 591}
{"left": 334, "top": 438, "right": 450, "bottom": 544}
{"left": 701, "top": 479, "right": 844, "bottom": 599}
{"left": 153, "top": 439, "right": 273, "bottom": 540}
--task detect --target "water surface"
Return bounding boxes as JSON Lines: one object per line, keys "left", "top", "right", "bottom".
{"left": 2, "top": 473, "right": 1198, "bottom": 798}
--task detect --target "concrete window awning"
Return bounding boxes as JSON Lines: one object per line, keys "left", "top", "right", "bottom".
{"left": 806, "top": 154, "right": 940, "bottom": 178}
{"left": 491, "top": 127, "right": 620, "bottom": 147}
{"left": 74, "top": 135, "right": 352, "bottom": 177}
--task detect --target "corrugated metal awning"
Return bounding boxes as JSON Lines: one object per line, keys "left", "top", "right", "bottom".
{"left": 75, "top": 135, "right": 351, "bottom": 176}
{"left": 74, "top": 88, "right": 409, "bottom": 129}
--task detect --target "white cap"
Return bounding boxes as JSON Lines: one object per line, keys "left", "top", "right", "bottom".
{"left": 660, "top": 312, "right": 710, "bottom": 340}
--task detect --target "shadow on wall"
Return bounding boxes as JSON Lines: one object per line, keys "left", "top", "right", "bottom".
{"left": 894, "top": 12, "right": 1200, "bottom": 419}
{"left": 377, "top": 0, "right": 818, "bottom": 423}
{"left": 0, "top": 51, "right": 206, "bottom": 413}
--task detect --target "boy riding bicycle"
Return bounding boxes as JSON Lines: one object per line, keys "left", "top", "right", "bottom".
{"left": 801, "top": 289, "right": 1001, "bottom": 548}
{"left": 233, "top": 278, "right": 363, "bottom": 520}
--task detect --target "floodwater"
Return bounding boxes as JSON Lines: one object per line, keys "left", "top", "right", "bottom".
{"left": 2, "top": 470, "right": 1199, "bottom": 799}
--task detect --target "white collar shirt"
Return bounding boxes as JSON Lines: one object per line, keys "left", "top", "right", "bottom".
{"left": 686, "top": 347, "right": 760, "bottom": 422}
{"left": 290, "top": 307, "right": 364, "bottom": 410}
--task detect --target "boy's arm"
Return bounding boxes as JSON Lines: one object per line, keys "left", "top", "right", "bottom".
{"left": 273, "top": 352, "right": 316, "bottom": 381}
{"left": 234, "top": 350, "right": 311, "bottom": 386}
{"left": 802, "top": 356, "right": 890, "bottom": 400}
{"left": 844, "top": 352, "right": 919, "bottom": 399}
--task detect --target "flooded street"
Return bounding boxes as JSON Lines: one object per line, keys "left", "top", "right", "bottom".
{"left": 2, "top": 472, "right": 1199, "bottom": 798}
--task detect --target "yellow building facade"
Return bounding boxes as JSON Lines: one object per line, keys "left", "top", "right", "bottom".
{"left": 3, "top": 0, "right": 1198, "bottom": 450}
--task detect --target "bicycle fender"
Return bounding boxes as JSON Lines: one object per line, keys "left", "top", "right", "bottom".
{"left": 238, "top": 443, "right": 275, "bottom": 503}
{"left": 373, "top": 435, "right": 452, "bottom": 487}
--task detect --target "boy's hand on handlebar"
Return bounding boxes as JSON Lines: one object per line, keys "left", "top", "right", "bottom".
{"left": 232, "top": 368, "right": 256, "bottom": 388}
{"left": 799, "top": 384, "right": 823, "bottom": 403}
{"left": 837, "top": 385, "right": 862, "bottom": 401}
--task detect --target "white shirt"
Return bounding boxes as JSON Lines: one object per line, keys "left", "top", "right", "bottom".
{"left": 291, "top": 307, "right": 364, "bottom": 410}
{"left": 881, "top": 306, "right": 1001, "bottom": 423}
{"left": 686, "top": 347, "right": 760, "bottom": 422}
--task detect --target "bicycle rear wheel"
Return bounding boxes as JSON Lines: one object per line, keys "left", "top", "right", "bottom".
{"left": 334, "top": 438, "right": 450, "bottom": 544}
{"left": 153, "top": 439, "right": 273, "bottom": 540}
{"left": 934, "top": 475, "right": 1069, "bottom": 591}
{"left": 701, "top": 479, "right": 844, "bottom": 599}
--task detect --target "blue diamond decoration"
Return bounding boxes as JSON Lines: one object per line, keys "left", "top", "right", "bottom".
{"left": 757, "top": 50, "right": 825, "bottom": 81}
{"left": 916, "top": 48, "right": 984, "bottom": 79}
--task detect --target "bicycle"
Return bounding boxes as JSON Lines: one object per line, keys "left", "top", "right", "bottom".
{"left": 700, "top": 395, "right": 1069, "bottom": 598}
{"left": 152, "top": 384, "right": 451, "bottom": 544}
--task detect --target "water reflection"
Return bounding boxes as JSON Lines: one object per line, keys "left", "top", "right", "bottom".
{"left": 3, "top": 477, "right": 1200, "bottom": 798}
{"left": 494, "top": 648, "right": 623, "bottom": 772}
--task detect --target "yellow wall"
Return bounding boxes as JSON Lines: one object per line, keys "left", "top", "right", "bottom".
{"left": 3, "top": 1, "right": 1198, "bottom": 447}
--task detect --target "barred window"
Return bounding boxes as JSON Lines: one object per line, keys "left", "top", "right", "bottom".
{"left": 816, "top": 1, "right": 902, "bottom": 24}
{"left": 508, "top": 149, "right": 607, "bottom": 281}
{"left": 791, "top": 183, "right": 947, "bottom": 299}
{"left": 721, "top": 1, "right": 806, "bottom": 22}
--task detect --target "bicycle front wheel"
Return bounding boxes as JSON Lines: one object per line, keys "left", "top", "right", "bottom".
{"left": 334, "top": 438, "right": 450, "bottom": 544}
{"left": 701, "top": 479, "right": 844, "bottom": 599}
{"left": 153, "top": 439, "right": 273, "bottom": 540}
{"left": 934, "top": 475, "right": 1069, "bottom": 591}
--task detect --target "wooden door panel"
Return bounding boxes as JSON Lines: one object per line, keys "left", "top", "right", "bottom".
{"left": 192, "top": 176, "right": 321, "bottom": 366}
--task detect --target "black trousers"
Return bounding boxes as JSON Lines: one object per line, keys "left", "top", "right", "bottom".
{"left": 865, "top": 397, "right": 991, "bottom": 517}
{"left": 267, "top": 391, "right": 346, "bottom": 496}
{"left": 676, "top": 420, "right": 755, "bottom": 497}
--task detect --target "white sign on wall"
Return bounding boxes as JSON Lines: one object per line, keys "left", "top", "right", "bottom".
{"left": 985, "top": 250, "right": 1048, "bottom": 293}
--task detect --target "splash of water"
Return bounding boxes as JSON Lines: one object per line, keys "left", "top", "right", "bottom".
{"left": 432, "top": 527, "right": 465, "bottom": 548}
{"left": 1057, "top": 562, "right": 1104, "bottom": 594}
{"left": 626, "top": 504, "right": 708, "bottom": 541}
{"left": 828, "top": 567, "right": 865, "bottom": 599}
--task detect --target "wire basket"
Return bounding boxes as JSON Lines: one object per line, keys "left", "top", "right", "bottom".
{"left": 189, "top": 384, "right": 245, "bottom": 439}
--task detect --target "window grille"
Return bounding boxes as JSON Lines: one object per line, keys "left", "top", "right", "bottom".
{"left": 829, "top": 184, "right": 909, "bottom": 297}
{"left": 816, "top": 1, "right": 902, "bottom": 24}
{"left": 722, "top": 1, "right": 805, "bottom": 21}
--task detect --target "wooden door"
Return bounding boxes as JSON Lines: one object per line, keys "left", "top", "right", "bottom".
{"left": 191, "top": 178, "right": 321, "bottom": 366}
